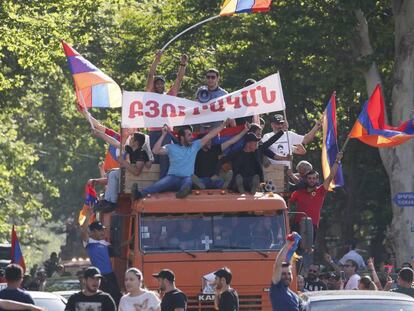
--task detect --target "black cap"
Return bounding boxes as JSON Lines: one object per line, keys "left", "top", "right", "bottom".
{"left": 84, "top": 267, "right": 103, "bottom": 279}
{"left": 89, "top": 221, "right": 106, "bottom": 231}
{"left": 152, "top": 269, "right": 175, "bottom": 282}
{"left": 271, "top": 114, "right": 285, "bottom": 124}
{"left": 154, "top": 75, "right": 165, "bottom": 83}
{"left": 245, "top": 132, "right": 260, "bottom": 143}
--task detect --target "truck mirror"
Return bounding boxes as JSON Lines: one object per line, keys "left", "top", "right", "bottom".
{"left": 299, "top": 217, "right": 314, "bottom": 249}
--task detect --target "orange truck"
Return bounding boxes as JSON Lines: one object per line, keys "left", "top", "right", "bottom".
{"left": 101, "top": 164, "right": 301, "bottom": 310}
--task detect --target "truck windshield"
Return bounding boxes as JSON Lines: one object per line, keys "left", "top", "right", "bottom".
{"left": 140, "top": 212, "right": 286, "bottom": 252}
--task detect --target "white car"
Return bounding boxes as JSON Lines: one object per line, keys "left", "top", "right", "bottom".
{"left": 300, "top": 290, "right": 414, "bottom": 311}
{"left": 28, "top": 291, "right": 67, "bottom": 311}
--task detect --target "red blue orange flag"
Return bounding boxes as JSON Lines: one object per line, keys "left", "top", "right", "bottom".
{"left": 102, "top": 128, "right": 121, "bottom": 172}
{"left": 286, "top": 232, "right": 301, "bottom": 263}
{"left": 349, "top": 84, "right": 414, "bottom": 147}
{"left": 78, "top": 184, "right": 98, "bottom": 226}
{"left": 322, "top": 93, "right": 344, "bottom": 191}
{"left": 220, "top": 0, "right": 272, "bottom": 16}
{"left": 61, "top": 40, "right": 121, "bottom": 109}
{"left": 10, "top": 226, "right": 26, "bottom": 272}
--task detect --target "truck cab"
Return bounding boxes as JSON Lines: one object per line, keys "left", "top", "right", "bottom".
{"left": 101, "top": 164, "right": 295, "bottom": 311}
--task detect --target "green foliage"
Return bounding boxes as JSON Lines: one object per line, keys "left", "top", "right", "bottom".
{"left": 0, "top": 0, "right": 397, "bottom": 262}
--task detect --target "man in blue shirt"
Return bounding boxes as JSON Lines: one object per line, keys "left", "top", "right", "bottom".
{"left": 0, "top": 264, "right": 34, "bottom": 306}
{"left": 81, "top": 219, "right": 121, "bottom": 305}
{"left": 270, "top": 236, "right": 304, "bottom": 311}
{"left": 132, "top": 120, "right": 229, "bottom": 199}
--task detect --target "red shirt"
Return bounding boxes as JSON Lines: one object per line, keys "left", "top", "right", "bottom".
{"left": 290, "top": 185, "right": 327, "bottom": 227}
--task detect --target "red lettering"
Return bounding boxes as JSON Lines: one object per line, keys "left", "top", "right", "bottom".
{"left": 210, "top": 99, "right": 225, "bottom": 112}
{"left": 192, "top": 107, "right": 201, "bottom": 115}
{"left": 177, "top": 106, "right": 186, "bottom": 117}
{"left": 128, "top": 100, "right": 144, "bottom": 118}
{"left": 161, "top": 104, "right": 178, "bottom": 118}
{"left": 241, "top": 89, "right": 258, "bottom": 107}
{"left": 145, "top": 100, "right": 160, "bottom": 118}
{"left": 257, "top": 86, "right": 276, "bottom": 104}
{"left": 226, "top": 95, "right": 241, "bottom": 109}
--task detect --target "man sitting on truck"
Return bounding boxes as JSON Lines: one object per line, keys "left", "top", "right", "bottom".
{"left": 225, "top": 130, "right": 284, "bottom": 194}
{"left": 191, "top": 124, "right": 250, "bottom": 190}
{"left": 132, "top": 120, "right": 230, "bottom": 199}
{"left": 92, "top": 132, "right": 152, "bottom": 212}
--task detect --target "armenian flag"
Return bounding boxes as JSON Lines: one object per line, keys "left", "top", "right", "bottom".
{"left": 286, "top": 232, "right": 301, "bottom": 263}
{"left": 102, "top": 128, "right": 121, "bottom": 171}
{"left": 322, "top": 92, "right": 344, "bottom": 191}
{"left": 78, "top": 184, "right": 98, "bottom": 226}
{"left": 220, "top": 0, "right": 272, "bottom": 16}
{"left": 349, "top": 84, "right": 414, "bottom": 147}
{"left": 11, "top": 226, "right": 26, "bottom": 272}
{"left": 62, "top": 40, "right": 121, "bottom": 109}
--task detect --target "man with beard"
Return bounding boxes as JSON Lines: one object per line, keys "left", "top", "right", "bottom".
{"left": 304, "top": 264, "right": 327, "bottom": 291}
{"left": 132, "top": 120, "right": 229, "bottom": 199}
{"left": 270, "top": 234, "right": 304, "bottom": 311}
{"left": 289, "top": 152, "right": 343, "bottom": 238}
{"left": 213, "top": 267, "right": 239, "bottom": 311}
{"left": 152, "top": 269, "right": 187, "bottom": 311}
{"left": 65, "top": 267, "right": 116, "bottom": 311}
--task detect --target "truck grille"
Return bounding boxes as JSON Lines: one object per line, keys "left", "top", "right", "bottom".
{"left": 187, "top": 295, "right": 262, "bottom": 311}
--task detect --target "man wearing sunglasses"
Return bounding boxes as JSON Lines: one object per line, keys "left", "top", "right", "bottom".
{"left": 195, "top": 69, "right": 229, "bottom": 132}
{"left": 343, "top": 259, "right": 361, "bottom": 290}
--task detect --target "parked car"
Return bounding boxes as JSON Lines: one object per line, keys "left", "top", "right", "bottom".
{"left": 300, "top": 290, "right": 414, "bottom": 310}
{"left": 44, "top": 278, "right": 81, "bottom": 292}
{"left": 29, "top": 291, "right": 67, "bottom": 311}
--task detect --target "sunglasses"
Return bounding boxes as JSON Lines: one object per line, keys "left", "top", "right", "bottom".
{"left": 206, "top": 75, "right": 217, "bottom": 80}
{"left": 308, "top": 269, "right": 318, "bottom": 273}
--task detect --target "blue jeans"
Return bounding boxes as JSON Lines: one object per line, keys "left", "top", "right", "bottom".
{"left": 199, "top": 177, "right": 224, "bottom": 189}
{"left": 149, "top": 131, "right": 176, "bottom": 178}
{"left": 143, "top": 175, "right": 192, "bottom": 195}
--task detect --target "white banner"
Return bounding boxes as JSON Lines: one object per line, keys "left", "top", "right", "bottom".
{"left": 122, "top": 72, "right": 285, "bottom": 128}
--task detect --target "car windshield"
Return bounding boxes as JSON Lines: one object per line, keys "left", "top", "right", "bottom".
{"left": 309, "top": 299, "right": 414, "bottom": 311}
{"left": 140, "top": 212, "right": 286, "bottom": 252}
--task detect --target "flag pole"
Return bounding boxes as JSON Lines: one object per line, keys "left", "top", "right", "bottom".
{"left": 160, "top": 15, "right": 220, "bottom": 52}
{"left": 282, "top": 109, "right": 293, "bottom": 168}
{"left": 340, "top": 136, "right": 351, "bottom": 153}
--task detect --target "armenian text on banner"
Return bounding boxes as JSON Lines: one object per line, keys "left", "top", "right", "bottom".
{"left": 122, "top": 73, "right": 285, "bottom": 129}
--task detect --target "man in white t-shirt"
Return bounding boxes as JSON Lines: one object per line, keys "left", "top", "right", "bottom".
{"left": 343, "top": 259, "right": 361, "bottom": 290}
{"left": 261, "top": 114, "right": 321, "bottom": 167}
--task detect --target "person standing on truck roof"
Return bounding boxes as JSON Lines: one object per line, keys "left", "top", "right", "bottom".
{"left": 213, "top": 267, "right": 239, "bottom": 311}
{"left": 191, "top": 124, "right": 250, "bottom": 190}
{"left": 132, "top": 120, "right": 231, "bottom": 199}
{"left": 225, "top": 130, "right": 284, "bottom": 194}
{"left": 92, "top": 131, "right": 153, "bottom": 213}
{"left": 146, "top": 51, "right": 188, "bottom": 178}
{"left": 65, "top": 266, "right": 116, "bottom": 311}
{"left": 289, "top": 152, "right": 343, "bottom": 238}
{"left": 81, "top": 216, "right": 122, "bottom": 305}
{"left": 119, "top": 268, "right": 161, "bottom": 311}
{"left": 0, "top": 264, "right": 35, "bottom": 306}
{"left": 270, "top": 235, "right": 304, "bottom": 311}
{"left": 152, "top": 269, "right": 187, "bottom": 311}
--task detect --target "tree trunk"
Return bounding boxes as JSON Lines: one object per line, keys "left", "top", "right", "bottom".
{"left": 354, "top": 2, "right": 414, "bottom": 265}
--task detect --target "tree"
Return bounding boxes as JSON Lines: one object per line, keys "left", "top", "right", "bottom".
{"left": 352, "top": 0, "right": 414, "bottom": 264}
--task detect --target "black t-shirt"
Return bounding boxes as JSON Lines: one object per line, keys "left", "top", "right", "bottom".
{"left": 65, "top": 291, "right": 116, "bottom": 311}
{"left": 219, "top": 288, "right": 239, "bottom": 311}
{"left": 195, "top": 144, "right": 222, "bottom": 177}
{"left": 125, "top": 146, "right": 149, "bottom": 164}
{"left": 161, "top": 289, "right": 187, "bottom": 311}
{"left": 235, "top": 152, "right": 258, "bottom": 177}
{"left": 304, "top": 279, "right": 327, "bottom": 291}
